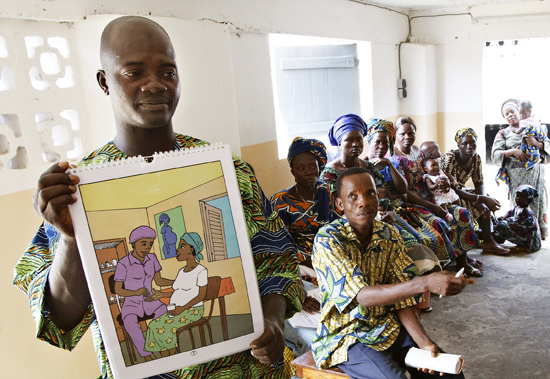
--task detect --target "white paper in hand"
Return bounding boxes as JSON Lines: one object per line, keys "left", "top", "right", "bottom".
{"left": 405, "top": 347, "right": 464, "bottom": 375}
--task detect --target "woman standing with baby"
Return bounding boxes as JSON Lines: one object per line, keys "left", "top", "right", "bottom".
{"left": 492, "top": 99, "right": 549, "bottom": 239}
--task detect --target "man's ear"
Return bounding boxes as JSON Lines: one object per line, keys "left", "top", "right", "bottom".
{"left": 336, "top": 197, "right": 344, "bottom": 213}
{"left": 96, "top": 70, "right": 109, "bottom": 95}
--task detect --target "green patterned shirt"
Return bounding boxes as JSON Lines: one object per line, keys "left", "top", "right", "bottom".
{"left": 13, "top": 134, "right": 303, "bottom": 379}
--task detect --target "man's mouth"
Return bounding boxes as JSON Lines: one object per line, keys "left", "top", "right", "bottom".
{"left": 140, "top": 99, "right": 169, "bottom": 110}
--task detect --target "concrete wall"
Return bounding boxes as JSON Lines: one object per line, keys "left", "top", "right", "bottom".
{"left": 4, "top": 1, "right": 550, "bottom": 378}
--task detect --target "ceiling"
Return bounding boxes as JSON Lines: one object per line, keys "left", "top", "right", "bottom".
{"left": 356, "top": 0, "right": 538, "bottom": 11}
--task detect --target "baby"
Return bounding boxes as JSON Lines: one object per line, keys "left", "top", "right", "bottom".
{"left": 517, "top": 100, "right": 547, "bottom": 168}
{"left": 419, "top": 141, "right": 442, "bottom": 159}
{"left": 493, "top": 184, "right": 541, "bottom": 253}
{"left": 516, "top": 100, "right": 541, "bottom": 134}
{"left": 421, "top": 157, "right": 460, "bottom": 222}
{"left": 375, "top": 187, "right": 395, "bottom": 224}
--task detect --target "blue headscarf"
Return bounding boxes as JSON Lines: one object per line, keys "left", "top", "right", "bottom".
{"left": 287, "top": 137, "right": 328, "bottom": 170}
{"left": 181, "top": 232, "right": 204, "bottom": 262}
{"left": 327, "top": 114, "right": 368, "bottom": 146}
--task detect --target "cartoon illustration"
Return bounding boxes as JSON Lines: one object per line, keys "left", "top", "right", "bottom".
{"left": 86, "top": 161, "right": 254, "bottom": 367}
{"left": 159, "top": 213, "right": 178, "bottom": 259}
{"left": 112, "top": 226, "right": 173, "bottom": 361}
{"left": 144, "top": 232, "right": 208, "bottom": 358}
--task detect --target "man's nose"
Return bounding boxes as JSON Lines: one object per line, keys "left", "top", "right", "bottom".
{"left": 141, "top": 75, "right": 167, "bottom": 93}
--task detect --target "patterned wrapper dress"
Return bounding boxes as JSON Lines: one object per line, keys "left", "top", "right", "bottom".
{"left": 491, "top": 127, "right": 548, "bottom": 238}
{"left": 391, "top": 155, "right": 479, "bottom": 261}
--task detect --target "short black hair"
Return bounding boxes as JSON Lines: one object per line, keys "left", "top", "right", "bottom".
{"left": 421, "top": 156, "right": 436, "bottom": 168}
{"left": 520, "top": 100, "right": 533, "bottom": 115}
{"left": 336, "top": 167, "right": 371, "bottom": 198}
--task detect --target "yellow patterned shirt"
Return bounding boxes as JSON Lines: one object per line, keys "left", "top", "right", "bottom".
{"left": 311, "top": 217, "right": 421, "bottom": 369}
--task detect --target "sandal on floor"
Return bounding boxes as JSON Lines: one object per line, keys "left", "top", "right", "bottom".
{"left": 482, "top": 246, "right": 510, "bottom": 256}
{"left": 465, "top": 266, "right": 483, "bottom": 278}
{"left": 421, "top": 306, "right": 433, "bottom": 313}
{"left": 468, "top": 258, "right": 484, "bottom": 269}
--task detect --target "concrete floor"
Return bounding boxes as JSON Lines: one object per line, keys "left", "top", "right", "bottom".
{"left": 421, "top": 242, "right": 550, "bottom": 379}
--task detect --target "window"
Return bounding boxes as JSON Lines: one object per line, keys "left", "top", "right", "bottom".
{"left": 269, "top": 34, "right": 373, "bottom": 159}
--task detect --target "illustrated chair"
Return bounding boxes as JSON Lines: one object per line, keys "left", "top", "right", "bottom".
{"left": 108, "top": 274, "right": 156, "bottom": 365}
{"left": 175, "top": 276, "right": 225, "bottom": 352}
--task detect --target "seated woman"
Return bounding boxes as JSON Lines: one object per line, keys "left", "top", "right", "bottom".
{"left": 365, "top": 118, "right": 448, "bottom": 264}
{"left": 144, "top": 232, "right": 208, "bottom": 358}
{"left": 320, "top": 114, "right": 385, "bottom": 196}
{"left": 439, "top": 128, "right": 510, "bottom": 256}
{"left": 271, "top": 137, "right": 334, "bottom": 357}
{"left": 494, "top": 185, "right": 542, "bottom": 253}
{"left": 394, "top": 116, "right": 422, "bottom": 161}
{"left": 389, "top": 120, "right": 483, "bottom": 277}
{"left": 367, "top": 119, "right": 442, "bottom": 313}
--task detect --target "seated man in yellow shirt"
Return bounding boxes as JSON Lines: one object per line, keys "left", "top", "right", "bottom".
{"left": 312, "top": 167, "right": 473, "bottom": 379}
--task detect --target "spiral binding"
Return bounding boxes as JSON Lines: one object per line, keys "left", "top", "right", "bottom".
{"left": 67, "top": 142, "right": 223, "bottom": 174}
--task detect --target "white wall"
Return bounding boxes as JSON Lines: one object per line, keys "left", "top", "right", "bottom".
{"left": 2, "top": 0, "right": 409, "bottom": 43}
{"left": 73, "top": 15, "right": 242, "bottom": 155}
{"left": 230, "top": 32, "right": 277, "bottom": 147}
{"left": 371, "top": 43, "right": 401, "bottom": 118}
{"left": 400, "top": 43, "right": 437, "bottom": 116}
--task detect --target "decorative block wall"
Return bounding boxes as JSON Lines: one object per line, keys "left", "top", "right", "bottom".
{"left": 0, "top": 19, "right": 90, "bottom": 194}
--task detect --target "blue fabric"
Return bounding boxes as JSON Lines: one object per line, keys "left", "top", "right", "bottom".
{"left": 287, "top": 137, "right": 328, "bottom": 170}
{"left": 327, "top": 114, "right": 368, "bottom": 146}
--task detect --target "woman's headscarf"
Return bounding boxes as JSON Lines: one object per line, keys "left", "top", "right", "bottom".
{"left": 181, "top": 232, "right": 204, "bottom": 262}
{"left": 129, "top": 226, "right": 157, "bottom": 244}
{"left": 501, "top": 98, "right": 520, "bottom": 117}
{"left": 287, "top": 137, "right": 328, "bottom": 171}
{"left": 366, "top": 118, "right": 395, "bottom": 155}
{"left": 378, "top": 198, "right": 395, "bottom": 211}
{"left": 454, "top": 128, "right": 477, "bottom": 143}
{"left": 327, "top": 114, "right": 368, "bottom": 146}
{"left": 516, "top": 184, "right": 538, "bottom": 205}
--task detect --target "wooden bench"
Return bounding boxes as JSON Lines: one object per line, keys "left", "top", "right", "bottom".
{"left": 292, "top": 351, "right": 350, "bottom": 378}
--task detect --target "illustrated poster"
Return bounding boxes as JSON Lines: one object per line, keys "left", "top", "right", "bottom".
{"left": 68, "top": 145, "right": 264, "bottom": 379}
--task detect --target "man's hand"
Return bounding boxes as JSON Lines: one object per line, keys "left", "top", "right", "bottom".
{"left": 250, "top": 293, "right": 287, "bottom": 365}
{"left": 302, "top": 296, "right": 320, "bottom": 314}
{"left": 416, "top": 342, "right": 445, "bottom": 376}
{"left": 33, "top": 162, "right": 79, "bottom": 237}
{"left": 425, "top": 271, "right": 475, "bottom": 297}
{"left": 250, "top": 318, "right": 285, "bottom": 365}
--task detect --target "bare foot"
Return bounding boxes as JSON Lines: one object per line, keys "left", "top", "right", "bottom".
{"left": 481, "top": 243, "right": 509, "bottom": 256}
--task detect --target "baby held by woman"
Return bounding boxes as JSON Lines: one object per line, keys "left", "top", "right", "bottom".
{"left": 420, "top": 151, "right": 460, "bottom": 223}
